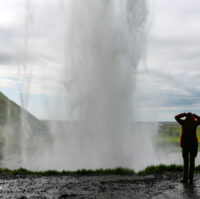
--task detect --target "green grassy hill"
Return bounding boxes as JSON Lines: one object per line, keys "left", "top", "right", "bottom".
{"left": 0, "top": 92, "right": 20, "bottom": 125}
{"left": 0, "top": 92, "right": 46, "bottom": 130}
{"left": 0, "top": 92, "right": 52, "bottom": 159}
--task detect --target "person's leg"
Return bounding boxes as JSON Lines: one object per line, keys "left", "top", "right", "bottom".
{"left": 182, "top": 148, "right": 189, "bottom": 182}
{"left": 189, "top": 148, "right": 198, "bottom": 184}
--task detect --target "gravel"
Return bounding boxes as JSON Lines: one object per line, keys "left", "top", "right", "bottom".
{"left": 0, "top": 172, "right": 199, "bottom": 198}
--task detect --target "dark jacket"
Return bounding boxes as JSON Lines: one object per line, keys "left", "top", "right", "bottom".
{"left": 175, "top": 113, "right": 200, "bottom": 149}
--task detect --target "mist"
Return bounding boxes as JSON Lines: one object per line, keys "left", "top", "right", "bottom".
{"left": 0, "top": 0, "right": 184, "bottom": 172}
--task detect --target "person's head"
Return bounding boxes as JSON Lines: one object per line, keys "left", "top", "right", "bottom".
{"left": 186, "top": 112, "right": 192, "bottom": 120}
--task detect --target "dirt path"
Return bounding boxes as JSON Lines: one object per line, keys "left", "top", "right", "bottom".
{"left": 0, "top": 172, "right": 199, "bottom": 198}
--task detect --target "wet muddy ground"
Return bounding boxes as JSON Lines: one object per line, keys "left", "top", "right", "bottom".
{"left": 0, "top": 172, "right": 200, "bottom": 198}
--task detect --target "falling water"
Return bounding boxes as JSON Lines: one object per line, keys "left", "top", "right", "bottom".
{"left": 57, "top": 0, "right": 148, "bottom": 169}
{"left": 1, "top": 0, "right": 159, "bottom": 171}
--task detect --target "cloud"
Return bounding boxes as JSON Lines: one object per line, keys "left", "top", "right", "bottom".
{"left": 0, "top": 1, "right": 67, "bottom": 96}
{"left": 133, "top": 0, "right": 200, "bottom": 120}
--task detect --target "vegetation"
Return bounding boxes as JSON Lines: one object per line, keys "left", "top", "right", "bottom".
{"left": 138, "top": 164, "right": 183, "bottom": 175}
{"left": 0, "top": 167, "right": 135, "bottom": 176}
{"left": 155, "top": 122, "right": 200, "bottom": 150}
{"left": 1, "top": 164, "right": 200, "bottom": 176}
{"left": 0, "top": 92, "right": 53, "bottom": 157}
{"left": 0, "top": 165, "right": 183, "bottom": 176}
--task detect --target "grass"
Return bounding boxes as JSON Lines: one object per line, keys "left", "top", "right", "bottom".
{"left": 3, "top": 164, "right": 200, "bottom": 176}
{"left": 0, "top": 165, "right": 188, "bottom": 176}
{"left": 138, "top": 164, "right": 183, "bottom": 175}
{"left": 0, "top": 167, "right": 135, "bottom": 176}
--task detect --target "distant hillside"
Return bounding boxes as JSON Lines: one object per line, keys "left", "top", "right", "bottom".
{"left": 0, "top": 92, "right": 46, "bottom": 131}
{"left": 0, "top": 92, "right": 21, "bottom": 125}
{"left": 0, "top": 92, "right": 52, "bottom": 160}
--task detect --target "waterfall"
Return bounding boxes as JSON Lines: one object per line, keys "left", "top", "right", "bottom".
{"left": 2, "top": 0, "right": 150, "bottom": 171}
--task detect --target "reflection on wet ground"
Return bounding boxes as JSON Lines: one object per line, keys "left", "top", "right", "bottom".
{"left": 161, "top": 179, "right": 200, "bottom": 199}
{"left": 182, "top": 184, "right": 200, "bottom": 199}
{"left": 0, "top": 173, "right": 200, "bottom": 198}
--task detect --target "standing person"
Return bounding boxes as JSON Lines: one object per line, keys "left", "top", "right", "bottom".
{"left": 175, "top": 112, "right": 200, "bottom": 184}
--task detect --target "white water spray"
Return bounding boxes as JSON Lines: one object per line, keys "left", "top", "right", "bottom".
{"left": 2, "top": 0, "right": 157, "bottom": 171}
{"left": 58, "top": 1, "right": 148, "bottom": 169}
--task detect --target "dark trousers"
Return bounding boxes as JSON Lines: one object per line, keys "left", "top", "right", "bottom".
{"left": 182, "top": 148, "right": 198, "bottom": 180}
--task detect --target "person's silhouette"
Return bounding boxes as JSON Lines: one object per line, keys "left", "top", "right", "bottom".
{"left": 175, "top": 112, "right": 200, "bottom": 184}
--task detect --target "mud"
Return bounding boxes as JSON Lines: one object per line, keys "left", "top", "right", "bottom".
{"left": 0, "top": 172, "right": 199, "bottom": 198}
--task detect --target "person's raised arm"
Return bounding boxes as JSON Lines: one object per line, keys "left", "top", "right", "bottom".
{"left": 175, "top": 113, "right": 186, "bottom": 125}
{"left": 192, "top": 113, "right": 200, "bottom": 124}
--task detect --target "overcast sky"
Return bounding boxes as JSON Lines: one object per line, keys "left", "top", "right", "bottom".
{"left": 136, "top": 0, "right": 200, "bottom": 121}
{"left": 0, "top": 0, "right": 200, "bottom": 121}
